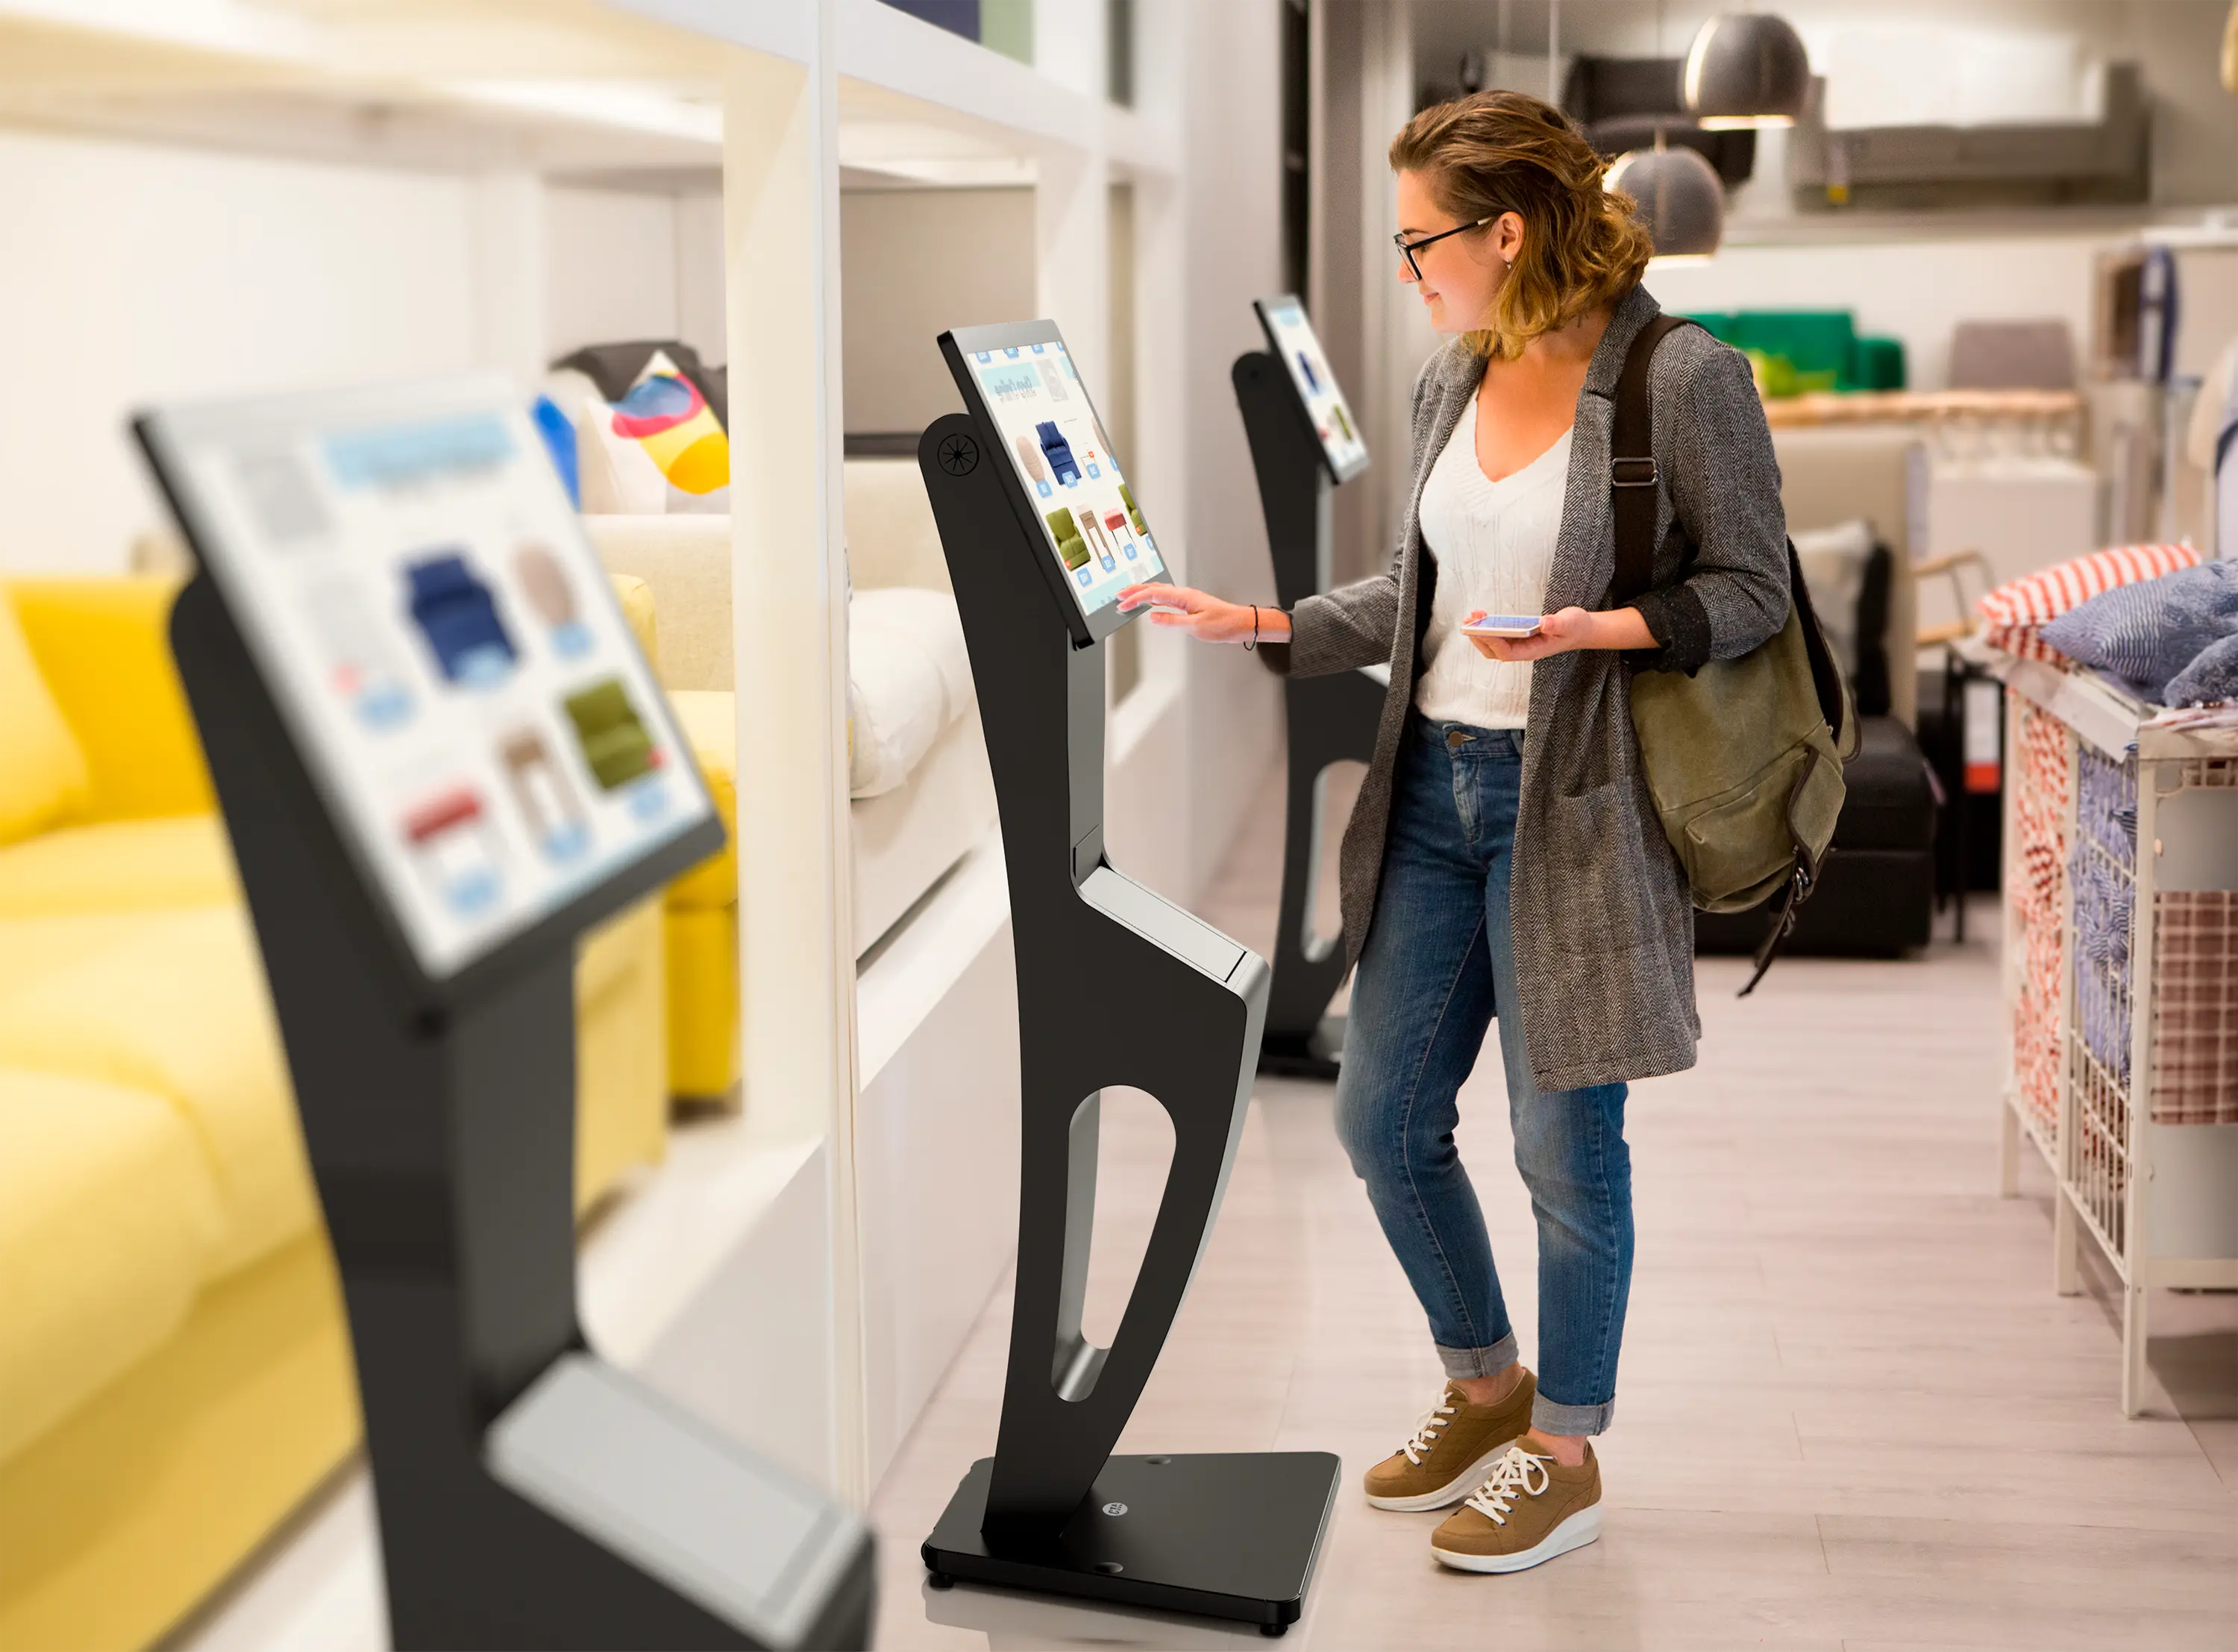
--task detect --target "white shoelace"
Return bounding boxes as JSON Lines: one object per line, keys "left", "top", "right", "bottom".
{"left": 1463, "top": 1445, "right": 1554, "bottom": 1525}
{"left": 1398, "top": 1393, "right": 1458, "bottom": 1465}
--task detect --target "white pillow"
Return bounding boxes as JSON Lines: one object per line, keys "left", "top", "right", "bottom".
{"left": 547, "top": 368, "right": 668, "bottom": 514}
{"left": 1792, "top": 518, "right": 1874, "bottom": 684}
{"left": 847, "top": 588, "right": 974, "bottom": 798}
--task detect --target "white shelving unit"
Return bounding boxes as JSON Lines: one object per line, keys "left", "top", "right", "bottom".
{"left": 1990, "top": 650, "right": 2238, "bottom": 1416}
{"left": 7, "top": 3, "right": 1294, "bottom": 1639}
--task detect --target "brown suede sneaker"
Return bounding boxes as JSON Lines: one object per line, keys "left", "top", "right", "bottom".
{"left": 1429, "top": 1442, "right": 1603, "bottom": 1573}
{"left": 1362, "top": 1372, "right": 1537, "bottom": 1512}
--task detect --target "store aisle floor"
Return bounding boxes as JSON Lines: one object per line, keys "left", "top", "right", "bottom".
{"left": 868, "top": 782, "right": 2238, "bottom": 1651}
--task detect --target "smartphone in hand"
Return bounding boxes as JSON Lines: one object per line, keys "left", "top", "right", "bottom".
{"left": 1460, "top": 614, "right": 1543, "bottom": 640}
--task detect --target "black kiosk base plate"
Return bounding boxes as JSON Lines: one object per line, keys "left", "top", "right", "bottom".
{"left": 924, "top": 1452, "right": 1341, "bottom": 1636}
{"left": 1258, "top": 1014, "right": 1347, "bottom": 1082}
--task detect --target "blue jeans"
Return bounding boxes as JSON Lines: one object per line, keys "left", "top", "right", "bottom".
{"left": 1335, "top": 718, "right": 1634, "bottom": 1436}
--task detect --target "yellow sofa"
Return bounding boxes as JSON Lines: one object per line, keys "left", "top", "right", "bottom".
{"left": 577, "top": 517, "right": 741, "bottom": 1102}
{"left": 0, "top": 575, "right": 671, "bottom": 1652}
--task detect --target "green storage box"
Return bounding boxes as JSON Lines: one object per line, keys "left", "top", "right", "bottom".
{"left": 1684, "top": 310, "right": 1907, "bottom": 395}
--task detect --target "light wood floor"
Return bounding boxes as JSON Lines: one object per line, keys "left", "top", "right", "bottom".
{"left": 867, "top": 779, "right": 2238, "bottom": 1651}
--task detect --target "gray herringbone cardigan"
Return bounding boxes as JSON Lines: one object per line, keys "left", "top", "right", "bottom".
{"left": 1264, "top": 286, "right": 1789, "bottom": 1092}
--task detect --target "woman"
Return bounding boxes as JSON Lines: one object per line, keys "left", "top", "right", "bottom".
{"left": 1120, "top": 91, "right": 1788, "bottom": 1575}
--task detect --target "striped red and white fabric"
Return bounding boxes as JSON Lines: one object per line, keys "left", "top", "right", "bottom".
{"left": 1984, "top": 625, "right": 2072, "bottom": 667}
{"left": 2010, "top": 702, "right": 2069, "bottom": 1140}
{"left": 1978, "top": 542, "right": 2202, "bottom": 632}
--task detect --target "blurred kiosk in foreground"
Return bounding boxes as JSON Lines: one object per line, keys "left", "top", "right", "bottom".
{"left": 137, "top": 382, "right": 873, "bottom": 1651}
{"left": 1233, "top": 297, "right": 1383, "bottom": 1081}
{"left": 916, "top": 321, "right": 1339, "bottom": 1636}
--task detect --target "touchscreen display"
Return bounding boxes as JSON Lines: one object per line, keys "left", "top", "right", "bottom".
{"left": 146, "top": 385, "right": 715, "bottom": 980}
{"left": 1257, "top": 298, "right": 1369, "bottom": 482}
{"left": 961, "top": 339, "right": 1167, "bottom": 618}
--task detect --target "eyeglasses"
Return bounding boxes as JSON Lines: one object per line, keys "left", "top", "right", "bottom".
{"left": 1393, "top": 215, "right": 1497, "bottom": 280}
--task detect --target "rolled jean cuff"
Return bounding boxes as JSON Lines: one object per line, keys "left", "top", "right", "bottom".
{"left": 1532, "top": 1394, "right": 1615, "bottom": 1436}
{"left": 1435, "top": 1333, "right": 1519, "bottom": 1381}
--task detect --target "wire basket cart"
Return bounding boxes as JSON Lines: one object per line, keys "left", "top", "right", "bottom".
{"left": 1987, "top": 650, "right": 2238, "bottom": 1416}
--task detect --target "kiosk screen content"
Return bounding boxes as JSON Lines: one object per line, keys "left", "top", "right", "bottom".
{"left": 1255, "top": 297, "right": 1369, "bottom": 483}
{"left": 143, "top": 383, "right": 717, "bottom": 981}
{"left": 959, "top": 338, "right": 1167, "bottom": 618}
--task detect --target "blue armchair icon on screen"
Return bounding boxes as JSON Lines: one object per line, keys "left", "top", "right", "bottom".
{"left": 406, "top": 553, "right": 516, "bottom": 688}
{"left": 1036, "top": 420, "right": 1082, "bottom": 487}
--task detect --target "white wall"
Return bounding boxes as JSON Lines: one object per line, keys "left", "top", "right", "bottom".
{"left": 0, "top": 128, "right": 477, "bottom": 574}
{"left": 0, "top": 131, "right": 715, "bottom": 577}
{"left": 544, "top": 184, "right": 683, "bottom": 357}
{"left": 674, "top": 189, "right": 728, "bottom": 366}
{"left": 1640, "top": 228, "right": 2112, "bottom": 392}
{"left": 542, "top": 183, "right": 727, "bottom": 368}
{"left": 837, "top": 186, "right": 1037, "bottom": 433}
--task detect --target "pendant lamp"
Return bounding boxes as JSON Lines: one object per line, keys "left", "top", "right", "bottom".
{"left": 1684, "top": 10, "right": 1811, "bottom": 130}
{"left": 1607, "top": 131, "right": 1724, "bottom": 263}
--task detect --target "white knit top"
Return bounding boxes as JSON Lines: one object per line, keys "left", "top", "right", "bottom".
{"left": 1414, "top": 396, "right": 1573, "bottom": 730}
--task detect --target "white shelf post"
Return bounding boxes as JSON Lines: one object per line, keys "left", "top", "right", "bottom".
{"left": 720, "top": 12, "right": 864, "bottom": 1499}
{"left": 469, "top": 169, "right": 551, "bottom": 388}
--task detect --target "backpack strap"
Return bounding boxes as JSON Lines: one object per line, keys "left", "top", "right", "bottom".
{"left": 1609, "top": 311, "right": 1694, "bottom": 608}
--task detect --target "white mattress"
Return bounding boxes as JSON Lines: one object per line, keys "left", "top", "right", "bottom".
{"left": 848, "top": 588, "right": 973, "bottom": 799}
{"left": 850, "top": 709, "right": 997, "bottom": 957}
{"left": 663, "top": 580, "right": 994, "bottom": 958}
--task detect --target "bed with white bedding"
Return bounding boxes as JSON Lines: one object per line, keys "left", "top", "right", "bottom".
{"left": 583, "top": 459, "right": 997, "bottom": 960}
{"left": 845, "top": 575, "right": 991, "bottom": 952}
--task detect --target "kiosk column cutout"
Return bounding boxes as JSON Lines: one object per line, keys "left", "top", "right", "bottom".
{"left": 1233, "top": 348, "right": 1384, "bottom": 1081}
{"left": 915, "top": 320, "right": 1338, "bottom": 1636}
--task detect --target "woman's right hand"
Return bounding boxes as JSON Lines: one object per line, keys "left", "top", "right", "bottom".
{"left": 1116, "top": 583, "right": 1291, "bottom": 646}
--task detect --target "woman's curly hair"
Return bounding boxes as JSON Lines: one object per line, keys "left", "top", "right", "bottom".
{"left": 1389, "top": 90, "right": 1652, "bottom": 361}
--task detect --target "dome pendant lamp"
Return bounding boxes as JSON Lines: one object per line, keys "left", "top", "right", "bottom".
{"left": 1607, "top": 127, "right": 1724, "bottom": 264}
{"left": 1684, "top": 10, "right": 1811, "bottom": 129}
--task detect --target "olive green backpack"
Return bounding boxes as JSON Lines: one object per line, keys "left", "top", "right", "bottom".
{"left": 1612, "top": 315, "right": 1858, "bottom": 993}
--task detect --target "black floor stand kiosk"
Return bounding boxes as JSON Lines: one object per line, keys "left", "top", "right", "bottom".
{"left": 916, "top": 323, "right": 1340, "bottom": 1636}
{"left": 136, "top": 380, "right": 874, "bottom": 1652}
{"left": 1233, "top": 296, "right": 1384, "bottom": 1082}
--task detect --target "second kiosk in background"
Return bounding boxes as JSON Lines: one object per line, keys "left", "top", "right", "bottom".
{"left": 1233, "top": 297, "right": 1385, "bottom": 1081}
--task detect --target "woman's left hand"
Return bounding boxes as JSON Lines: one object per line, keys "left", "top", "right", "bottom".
{"left": 1464, "top": 606, "right": 1597, "bottom": 662}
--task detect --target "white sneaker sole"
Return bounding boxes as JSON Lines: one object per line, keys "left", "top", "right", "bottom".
{"left": 1364, "top": 1441, "right": 1523, "bottom": 1513}
{"left": 1431, "top": 1503, "right": 1602, "bottom": 1574}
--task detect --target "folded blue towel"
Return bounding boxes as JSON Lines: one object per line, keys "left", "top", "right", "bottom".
{"left": 2164, "top": 629, "right": 2238, "bottom": 706}
{"left": 2039, "top": 561, "right": 2238, "bottom": 701}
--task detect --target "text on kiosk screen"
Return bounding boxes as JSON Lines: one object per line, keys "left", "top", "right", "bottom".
{"left": 967, "top": 341, "right": 1167, "bottom": 616}
{"left": 176, "top": 405, "right": 712, "bottom": 979}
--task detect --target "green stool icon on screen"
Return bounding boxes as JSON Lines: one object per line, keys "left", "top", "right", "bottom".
{"left": 563, "top": 678, "right": 657, "bottom": 791}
